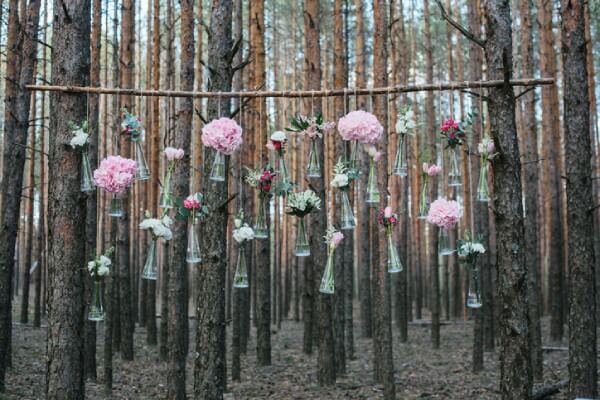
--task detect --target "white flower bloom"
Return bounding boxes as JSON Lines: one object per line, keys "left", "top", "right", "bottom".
{"left": 140, "top": 217, "right": 173, "bottom": 240}
{"left": 234, "top": 218, "right": 242, "bottom": 229}
{"left": 99, "top": 255, "right": 112, "bottom": 267}
{"left": 472, "top": 243, "right": 486, "bottom": 254}
{"left": 87, "top": 261, "right": 96, "bottom": 273}
{"left": 270, "top": 131, "right": 287, "bottom": 142}
{"left": 97, "top": 265, "right": 110, "bottom": 276}
{"left": 233, "top": 225, "right": 255, "bottom": 243}
{"left": 161, "top": 215, "right": 174, "bottom": 227}
{"left": 331, "top": 173, "right": 349, "bottom": 188}
{"left": 70, "top": 130, "right": 89, "bottom": 148}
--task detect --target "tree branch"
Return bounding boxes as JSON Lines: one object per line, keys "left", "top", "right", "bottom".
{"left": 434, "top": 0, "right": 485, "bottom": 48}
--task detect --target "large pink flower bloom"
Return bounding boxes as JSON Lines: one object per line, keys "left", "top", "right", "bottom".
{"left": 422, "top": 162, "right": 442, "bottom": 176}
{"left": 426, "top": 198, "right": 462, "bottom": 230}
{"left": 94, "top": 155, "right": 137, "bottom": 193}
{"left": 337, "top": 110, "right": 383, "bottom": 144}
{"left": 201, "top": 117, "right": 243, "bottom": 155}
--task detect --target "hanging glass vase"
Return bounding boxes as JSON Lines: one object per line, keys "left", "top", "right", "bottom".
{"left": 186, "top": 221, "right": 202, "bottom": 263}
{"left": 365, "top": 159, "right": 380, "bottom": 205}
{"left": 209, "top": 150, "right": 226, "bottom": 182}
{"left": 467, "top": 263, "right": 483, "bottom": 308}
{"left": 88, "top": 280, "right": 105, "bottom": 321}
{"left": 319, "top": 246, "right": 336, "bottom": 294}
{"left": 80, "top": 150, "right": 95, "bottom": 193}
{"left": 339, "top": 191, "right": 356, "bottom": 230}
{"left": 448, "top": 147, "right": 462, "bottom": 187}
{"left": 417, "top": 179, "right": 429, "bottom": 219}
{"left": 294, "top": 217, "right": 310, "bottom": 257}
{"left": 386, "top": 229, "right": 403, "bottom": 273}
{"left": 306, "top": 139, "right": 321, "bottom": 178}
{"left": 477, "top": 163, "right": 490, "bottom": 202}
{"left": 142, "top": 239, "right": 158, "bottom": 280}
{"left": 438, "top": 227, "right": 454, "bottom": 256}
{"left": 254, "top": 197, "right": 269, "bottom": 239}
{"left": 134, "top": 140, "right": 150, "bottom": 180}
{"left": 278, "top": 153, "right": 290, "bottom": 193}
{"left": 392, "top": 135, "right": 408, "bottom": 177}
{"left": 349, "top": 140, "right": 359, "bottom": 173}
{"left": 159, "top": 175, "right": 175, "bottom": 208}
{"left": 108, "top": 193, "right": 124, "bottom": 218}
{"left": 233, "top": 245, "right": 249, "bottom": 288}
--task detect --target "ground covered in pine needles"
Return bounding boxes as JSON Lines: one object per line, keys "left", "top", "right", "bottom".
{"left": 6, "top": 312, "right": 570, "bottom": 399}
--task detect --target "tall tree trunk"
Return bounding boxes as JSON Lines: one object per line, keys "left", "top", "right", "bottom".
{"left": 561, "top": 1, "right": 598, "bottom": 397}
{"left": 483, "top": 1, "right": 532, "bottom": 398}
{"left": 518, "top": 0, "right": 542, "bottom": 381}
{"left": 21, "top": 114, "right": 36, "bottom": 325}
{"left": 46, "top": 0, "right": 90, "bottom": 396}
{"left": 194, "top": 0, "right": 232, "bottom": 398}
{"left": 118, "top": 0, "right": 136, "bottom": 361}
{"left": 167, "top": 0, "right": 194, "bottom": 398}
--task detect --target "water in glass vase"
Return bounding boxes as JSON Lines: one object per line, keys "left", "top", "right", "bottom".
{"left": 392, "top": 135, "right": 408, "bottom": 177}
{"left": 254, "top": 197, "right": 269, "bottom": 239}
{"left": 134, "top": 140, "right": 150, "bottom": 180}
{"left": 477, "top": 164, "right": 490, "bottom": 202}
{"left": 142, "top": 239, "right": 158, "bottom": 280}
{"left": 339, "top": 191, "right": 356, "bottom": 230}
{"left": 386, "top": 232, "right": 403, "bottom": 273}
{"left": 186, "top": 223, "right": 202, "bottom": 263}
{"left": 108, "top": 194, "right": 124, "bottom": 218}
{"left": 448, "top": 147, "right": 462, "bottom": 187}
{"left": 294, "top": 218, "right": 310, "bottom": 257}
{"left": 88, "top": 280, "right": 105, "bottom": 321}
{"left": 365, "top": 160, "right": 380, "bottom": 205}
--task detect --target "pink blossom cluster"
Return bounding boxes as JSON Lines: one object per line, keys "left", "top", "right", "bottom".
{"left": 183, "top": 196, "right": 201, "bottom": 210}
{"left": 94, "top": 156, "right": 137, "bottom": 193}
{"left": 422, "top": 162, "right": 442, "bottom": 176}
{"left": 378, "top": 206, "right": 398, "bottom": 227}
{"left": 337, "top": 110, "right": 383, "bottom": 144}
{"left": 331, "top": 231, "right": 344, "bottom": 248}
{"left": 440, "top": 118, "right": 459, "bottom": 132}
{"left": 164, "top": 147, "right": 184, "bottom": 161}
{"left": 426, "top": 198, "right": 463, "bottom": 230}
{"left": 201, "top": 117, "right": 243, "bottom": 155}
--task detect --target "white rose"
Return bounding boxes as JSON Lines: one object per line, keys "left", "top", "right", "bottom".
{"left": 331, "top": 174, "right": 349, "bottom": 188}
{"left": 70, "top": 131, "right": 89, "bottom": 148}
{"left": 87, "top": 261, "right": 96, "bottom": 273}
{"left": 98, "top": 265, "right": 110, "bottom": 276}
{"left": 472, "top": 243, "right": 486, "bottom": 254}
{"left": 270, "top": 131, "right": 286, "bottom": 142}
{"left": 99, "top": 255, "right": 112, "bottom": 267}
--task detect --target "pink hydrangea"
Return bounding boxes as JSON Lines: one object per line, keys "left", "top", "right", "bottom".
{"left": 201, "top": 117, "right": 243, "bottom": 155}
{"left": 94, "top": 156, "right": 137, "bottom": 193}
{"left": 164, "top": 147, "right": 184, "bottom": 161}
{"left": 337, "top": 110, "right": 383, "bottom": 144}
{"left": 422, "top": 162, "right": 442, "bottom": 176}
{"left": 183, "top": 196, "right": 201, "bottom": 210}
{"left": 331, "top": 231, "right": 344, "bottom": 248}
{"left": 427, "top": 198, "right": 463, "bottom": 230}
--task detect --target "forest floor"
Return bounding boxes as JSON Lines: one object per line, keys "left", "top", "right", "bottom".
{"left": 5, "top": 308, "right": 570, "bottom": 399}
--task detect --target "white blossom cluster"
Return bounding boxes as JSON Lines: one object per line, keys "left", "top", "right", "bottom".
{"left": 233, "top": 224, "right": 255, "bottom": 243}
{"left": 88, "top": 255, "right": 111, "bottom": 277}
{"left": 287, "top": 189, "right": 321, "bottom": 216}
{"left": 395, "top": 108, "right": 416, "bottom": 135}
{"left": 139, "top": 215, "right": 174, "bottom": 240}
{"left": 70, "top": 127, "right": 89, "bottom": 148}
{"left": 458, "top": 241, "right": 486, "bottom": 257}
{"left": 330, "top": 161, "right": 349, "bottom": 189}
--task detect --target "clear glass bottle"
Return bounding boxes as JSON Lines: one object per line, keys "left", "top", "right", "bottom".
{"left": 159, "top": 174, "right": 175, "bottom": 208}
{"left": 417, "top": 178, "right": 429, "bottom": 219}
{"left": 306, "top": 139, "right": 321, "bottom": 178}
{"left": 108, "top": 193, "right": 124, "bottom": 218}
{"left": 134, "top": 140, "right": 150, "bottom": 180}
{"left": 254, "top": 197, "right": 269, "bottom": 239}
{"left": 209, "top": 150, "right": 226, "bottom": 182}
{"left": 386, "top": 229, "right": 403, "bottom": 273}
{"left": 88, "top": 280, "right": 105, "bottom": 321}
{"left": 448, "top": 147, "right": 462, "bottom": 187}
{"left": 80, "top": 150, "right": 95, "bottom": 193}
{"left": 467, "top": 263, "right": 483, "bottom": 308}
{"left": 186, "top": 222, "right": 202, "bottom": 264}
{"left": 392, "top": 135, "right": 408, "bottom": 177}
{"left": 438, "top": 227, "right": 454, "bottom": 256}
{"left": 339, "top": 191, "right": 356, "bottom": 230}
{"left": 477, "top": 163, "right": 490, "bottom": 202}
{"left": 142, "top": 239, "right": 158, "bottom": 280}
{"left": 233, "top": 245, "right": 249, "bottom": 288}
{"left": 294, "top": 217, "right": 310, "bottom": 257}
{"left": 365, "top": 159, "right": 380, "bottom": 205}
{"left": 348, "top": 140, "right": 359, "bottom": 173}
{"left": 319, "top": 246, "right": 336, "bottom": 294}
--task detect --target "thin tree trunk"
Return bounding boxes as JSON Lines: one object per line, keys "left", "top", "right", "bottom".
{"left": 21, "top": 111, "right": 36, "bottom": 325}
{"left": 484, "top": 1, "right": 532, "bottom": 398}
{"left": 46, "top": 0, "right": 90, "bottom": 396}
{"left": 561, "top": 1, "right": 598, "bottom": 397}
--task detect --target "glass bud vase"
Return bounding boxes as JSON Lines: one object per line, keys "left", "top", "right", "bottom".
{"left": 186, "top": 222, "right": 202, "bottom": 264}
{"left": 108, "top": 193, "right": 124, "bottom": 218}
{"left": 278, "top": 153, "right": 290, "bottom": 192}
{"left": 392, "top": 135, "right": 408, "bottom": 177}
{"left": 294, "top": 217, "right": 310, "bottom": 257}
{"left": 159, "top": 175, "right": 175, "bottom": 208}
{"left": 134, "top": 140, "right": 150, "bottom": 180}
{"left": 233, "top": 245, "right": 249, "bottom": 288}
{"left": 319, "top": 247, "right": 336, "bottom": 294}
{"left": 80, "top": 151, "right": 95, "bottom": 193}
{"left": 306, "top": 139, "right": 321, "bottom": 178}
{"left": 477, "top": 163, "right": 490, "bottom": 202}
{"left": 349, "top": 140, "right": 359, "bottom": 173}
{"left": 386, "top": 230, "right": 403, "bottom": 273}
{"left": 448, "top": 147, "right": 462, "bottom": 187}
{"left": 142, "top": 239, "right": 158, "bottom": 280}
{"left": 339, "top": 191, "right": 356, "bottom": 230}
{"left": 88, "top": 280, "right": 105, "bottom": 321}
{"left": 254, "top": 197, "right": 269, "bottom": 239}
{"left": 467, "top": 263, "right": 483, "bottom": 308}
{"left": 417, "top": 179, "right": 429, "bottom": 219}
{"left": 365, "top": 159, "right": 380, "bottom": 205}
{"left": 209, "top": 150, "right": 226, "bottom": 182}
{"left": 438, "top": 227, "right": 454, "bottom": 256}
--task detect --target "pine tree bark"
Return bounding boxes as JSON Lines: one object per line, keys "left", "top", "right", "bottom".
{"left": 194, "top": 1, "right": 232, "bottom": 398}
{"left": 167, "top": 0, "right": 194, "bottom": 398}
{"left": 483, "top": 1, "right": 532, "bottom": 398}
{"left": 561, "top": 1, "right": 598, "bottom": 397}
{"left": 21, "top": 116, "right": 36, "bottom": 325}
{"left": 46, "top": 0, "right": 90, "bottom": 396}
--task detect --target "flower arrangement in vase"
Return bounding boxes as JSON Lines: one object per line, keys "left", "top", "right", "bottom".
{"left": 378, "top": 206, "right": 403, "bottom": 273}
{"left": 201, "top": 117, "right": 243, "bottom": 182}
{"left": 439, "top": 118, "right": 465, "bottom": 187}
{"left": 87, "top": 247, "right": 114, "bottom": 321}
{"left": 159, "top": 147, "right": 185, "bottom": 208}
{"left": 319, "top": 227, "right": 344, "bottom": 294}
{"left": 457, "top": 234, "right": 486, "bottom": 308}
{"left": 177, "top": 193, "right": 209, "bottom": 264}
{"left": 418, "top": 162, "right": 442, "bottom": 219}
{"left": 337, "top": 110, "right": 383, "bottom": 173}
{"left": 286, "top": 189, "right": 321, "bottom": 257}
{"left": 330, "top": 160, "right": 357, "bottom": 230}
{"left": 426, "top": 198, "right": 463, "bottom": 255}
{"left": 69, "top": 120, "right": 95, "bottom": 193}
{"left": 121, "top": 108, "right": 150, "bottom": 180}
{"left": 93, "top": 155, "right": 137, "bottom": 217}
{"left": 266, "top": 131, "right": 292, "bottom": 195}
{"left": 365, "top": 146, "right": 382, "bottom": 205}
{"left": 245, "top": 166, "right": 277, "bottom": 239}
{"left": 139, "top": 212, "right": 174, "bottom": 280}
{"left": 393, "top": 107, "right": 416, "bottom": 177}
{"left": 476, "top": 137, "right": 497, "bottom": 202}
{"left": 232, "top": 209, "right": 254, "bottom": 288}
{"left": 286, "top": 113, "right": 335, "bottom": 178}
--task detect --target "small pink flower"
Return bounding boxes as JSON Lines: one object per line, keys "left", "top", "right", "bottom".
{"left": 331, "top": 232, "right": 344, "bottom": 247}
{"left": 164, "top": 147, "right": 184, "bottom": 161}
{"left": 487, "top": 141, "right": 495, "bottom": 153}
{"left": 183, "top": 197, "right": 201, "bottom": 210}
{"left": 266, "top": 141, "right": 276, "bottom": 151}
{"left": 384, "top": 206, "right": 393, "bottom": 219}
{"left": 373, "top": 151, "right": 382, "bottom": 162}
{"left": 389, "top": 216, "right": 398, "bottom": 224}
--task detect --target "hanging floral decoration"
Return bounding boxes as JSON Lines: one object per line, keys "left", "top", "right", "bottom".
{"left": 378, "top": 206, "right": 403, "bottom": 273}
{"left": 427, "top": 198, "right": 463, "bottom": 255}
{"left": 87, "top": 246, "right": 114, "bottom": 322}
{"left": 365, "top": 145, "right": 382, "bottom": 205}
{"left": 393, "top": 107, "right": 416, "bottom": 177}
{"left": 422, "top": 162, "right": 442, "bottom": 177}
{"left": 476, "top": 137, "right": 497, "bottom": 202}
{"left": 267, "top": 131, "right": 292, "bottom": 195}
{"left": 286, "top": 113, "right": 336, "bottom": 139}
{"left": 69, "top": 120, "right": 95, "bottom": 193}
{"left": 159, "top": 147, "right": 185, "bottom": 208}
{"left": 94, "top": 156, "right": 137, "bottom": 193}
{"left": 439, "top": 118, "right": 466, "bottom": 148}
{"left": 319, "top": 227, "right": 344, "bottom": 294}
{"left": 331, "top": 161, "right": 357, "bottom": 230}
{"left": 69, "top": 120, "right": 90, "bottom": 148}
{"left": 121, "top": 108, "right": 144, "bottom": 142}
{"left": 416, "top": 161, "right": 441, "bottom": 219}
{"left": 457, "top": 233, "right": 486, "bottom": 308}
{"left": 178, "top": 192, "right": 209, "bottom": 222}
{"left": 232, "top": 210, "right": 254, "bottom": 288}
{"left": 337, "top": 110, "right": 383, "bottom": 144}
{"left": 478, "top": 137, "right": 497, "bottom": 162}
{"left": 139, "top": 212, "right": 174, "bottom": 241}
{"left": 201, "top": 117, "right": 244, "bottom": 155}
{"left": 395, "top": 107, "right": 417, "bottom": 136}
{"left": 287, "top": 189, "right": 321, "bottom": 257}
{"left": 245, "top": 166, "right": 277, "bottom": 239}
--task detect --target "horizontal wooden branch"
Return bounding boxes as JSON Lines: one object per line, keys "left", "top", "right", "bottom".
{"left": 26, "top": 78, "right": 555, "bottom": 99}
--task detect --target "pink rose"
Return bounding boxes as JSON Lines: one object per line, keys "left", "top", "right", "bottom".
{"left": 384, "top": 206, "right": 393, "bottom": 218}
{"left": 373, "top": 151, "right": 382, "bottom": 162}
{"left": 331, "top": 231, "right": 344, "bottom": 247}
{"left": 183, "top": 197, "right": 201, "bottom": 210}
{"left": 164, "top": 147, "right": 184, "bottom": 161}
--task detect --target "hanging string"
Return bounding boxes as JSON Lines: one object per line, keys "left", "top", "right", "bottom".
{"left": 343, "top": 88, "right": 347, "bottom": 116}
{"left": 217, "top": 92, "right": 222, "bottom": 118}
